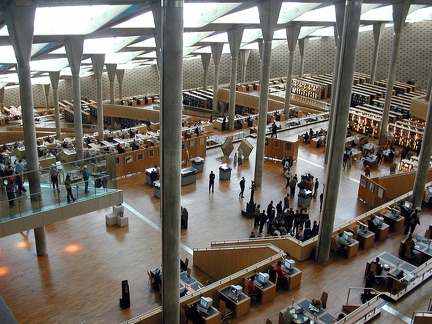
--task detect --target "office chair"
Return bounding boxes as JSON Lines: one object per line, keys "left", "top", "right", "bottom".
{"left": 219, "top": 300, "right": 233, "bottom": 323}
{"left": 404, "top": 247, "right": 420, "bottom": 265}
{"left": 320, "top": 291, "right": 328, "bottom": 309}
{"left": 265, "top": 319, "right": 272, "bottom": 324}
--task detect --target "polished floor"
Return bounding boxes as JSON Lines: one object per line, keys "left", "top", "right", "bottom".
{"left": 0, "top": 123, "right": 431, "bottom": 324}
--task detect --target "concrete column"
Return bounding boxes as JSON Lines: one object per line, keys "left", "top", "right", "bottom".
{"left": 116, "top": 69, "right": 125, "bottom": 99}
{"left": 257, "top": 38, "right": 264, "bottom": 62}
{"left": 317, "top": 0, "right": 362, "bottom": 264}
{"left": 5, "top": 1, "right": 46, "bottom": 256}
{"left": 298, "top": 38, "right": 308, "bottom": 78}
{"left": 211, "top": 44, "right": 224, "bottom": 115}
{"left": 49, "top": 72, "right": 61, "bottom": 139}
{"left": 379, "top": 2, "right": 410, "bottom": 145}
{"left": 160, "top": 0, "right": 183, "bottom": 322}
{"left": 200, "top": 53, "right": 211, "bottom": 90}
{"left": 284, "top": 26, "right": 301, "bottom": 117}
{"left": 426, "top": 67, "right": 431, "bottom": 102}
{"left": 412, "top": 89, "right": 432, "bottom": 208}
{"left": 227, "top": 27, "right": 244, "bottom": 131}
{"left": 65, "top": 37, "right": 84, "bottom": 163}
{"left": 0, "top": 87, "right": 4, "bottom": 111}
{"left": 254, "top": 0, "right": 282, "bottom": 187}
{"left": 325, "top": 3, "right": 345, "bottom": 164}
{"left": 240, "top": 49, "right": 251, "bottom": 83}
{"left": 370, "top": 23, "right": 385, "bottom": 84}
{"left": 43, "top": 84, "right": 50, "bottom": 109}
{"left": 91, "top": 54, "right": 105, "bottom": 143}
{"left": 106, "top": 64, "right": 117, "bottom": 103}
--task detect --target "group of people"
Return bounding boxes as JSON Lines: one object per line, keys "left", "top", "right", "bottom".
{"left": 1, "top": 157, "right": 27, "bottom": 207}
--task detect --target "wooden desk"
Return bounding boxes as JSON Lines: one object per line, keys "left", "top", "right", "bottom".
{"left": 377, "top": 223, "right": 390, "bottom": 241}
{"left": 186, "top": 302, "right": 221, "bottom": 324}
{"left": 347, "top": 240, "right": 360, "bottom": 259}
{"left": 251, "top": 279, "right": 276, "bottom": 304}
{"left": 357, "top": 230, "right": 375, "bottom": 249}
{"left": 280, "top": 298, "right": 336, "bottom": 324}
{"left": 381, "top": 210, "right": 404, "bottom": 233}
{"left": 218, "top": 286, "right": 251, "bottom": 318}
{"left": 288, "top": 268, "right": 303, "bottom": 290}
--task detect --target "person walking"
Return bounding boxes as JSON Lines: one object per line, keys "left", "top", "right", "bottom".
{"left": 208, "top": 171, "right": 215, "bottom": 193}
{"left": 80, "top": 165, "right": 90, "bottom": 193}
{"left": 364, "top": 165, "right": 371, "bottom": 178}
{"left": 284, "top": 168, "right": 292, "bottom": 189}
{"left": 404, "top": 207, "right": 421, "bottom": 235}
{"left": 289, "top": 176, "right": 297, "bottom": 197}
{"left": 237, "top": 148, "right": 243, "bottom": 166}
{"left": 50, "top": 163, "right": 60, "bottom": 191}
{"left": 64, "top": 174, "right": 76, "bottom": 203}
{"left": 14, "top": 159, "right": 26, "bottom": 196}
{"left": 239, "top": 176, "right": 245, "bottom": 198}
{"left": 6, "top": 177, "right": 15, "bottom": 207}
{"left": 320, "top": 192, "right": 324, "bottom": 212}
{"left": 271, "top": 122, "right": 277, "bottom": 138}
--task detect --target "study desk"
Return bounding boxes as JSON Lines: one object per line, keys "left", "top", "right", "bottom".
{"left": 218, "top": 286, "right": 251, "bottom": 318}
{"left": 401, "top": 234, "right": 432, "bottom": 263}
{"left": 347, "top": 239, "right": 360, "bottom": 259}
{"left": 357, "top": 230, "right": 375, "bottom": 249}
{"left": 381, "top": 210, "right": 405, "bottom": 233}
{"left": 288, "top": 267, "right": 303, "bottom": 290}
{"left": 186, "top": 304, "right": 221, "bottom": 324}
{"left": 280, "top": 298, "right": 336, "bottom": 324}
{"left": 145, "top": 167, "right": 158, "bottom": 185}
{"left": 250, "top": 278, "right": 276, "bottom": 304}
{"left": 181, "top": 167, "right": 198, "bottom": 186}
{"left": 150, "top": 268, "right": 204, "bottom": 295}
{"left": 376, "top": 223, "right": 390, "bottom": 241}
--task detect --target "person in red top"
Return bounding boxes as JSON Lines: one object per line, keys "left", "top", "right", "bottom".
{"left": 273, "top": 261, "right": 289, "bottom": 289}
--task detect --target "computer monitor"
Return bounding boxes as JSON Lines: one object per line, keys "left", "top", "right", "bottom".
{"left": 230, "top": 285, "right": 243, "bottom": 298}
{"left": 373, "top": 216, "right": 384, "bottom": 227}
{"left": 199, "top": 296, "right": 213, "bottom": 310}
{"left": 343, "top": 231, "right": 353, "bottom": 242}
{"left": 284, "top": 259, "right": 296, "bottom": 270}
{"left": 257, "top": 272, "right": 270, "bottom": 285}
{"left": 358, "top": 223, "right": 368, "bottom": 233}
{"left": 404, "top": 201, "right": 413, "bottom": 210}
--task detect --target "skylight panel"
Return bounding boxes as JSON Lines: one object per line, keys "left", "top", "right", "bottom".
{"left": 137, "top": 51, "right": 157, "bottom": 59}
{"left": 212, "top": 6, "right": 259, "bottom": 24}
{"left": 61, "top": 66, "right": 93, "bottom": 77}
{"left": 105, "top": 51, "right": 144, "bottom": 64}
{"left": 184, "top": 32, "right": 214, "bottom": 47}
{"left": 31, "top": 76, "right": 51, "bottom": 85}
{"left": 360, "top": 5, "right": 392, "bottom": 21}
{"left": 184, "top": 3, "right": 242, "bottom": 28}
{"left": 34, "top": 5, "right": 131, "bottom": 35}
{"left": 128, "top": 38, "right": 156, "bottom": 48}
{"left": 0, "top": 44, "right": 51, "bottom": 64}
{"left": 278, "top": 3, "right": 321, "bottom": 24}
{"left": 299, "top": 26, "right": 325, "bottom": 39}
{"left": 0, "top": 73, "right": 19, "bottom": 84}
{"left": 294, "top": 5, "right": 335, "bottom": 22}
{"left": 309, "top": 26, "right": 335, "bottom": 37}
{"left": 183, "top": 46, "right": 201, "bottom": 57}
{"left": 0, "top": 26, "right": 7, "bottom": 36}
{"left": 112, "top": 11, "right": 155, "bottom": 28}
{"left": 83, "top": 37, "right": 139, "bottom": 54}
{"left": 30, "top": 58, "right": 69, "bottom": 72}
{"left": 242, "top": 29, "right": 262, "bottom": 43}
{"left": 200, "top": 32, "right": 228, "bottom": 43}
{"left": 407, "top": 6, "right": 432, "bottom": 21}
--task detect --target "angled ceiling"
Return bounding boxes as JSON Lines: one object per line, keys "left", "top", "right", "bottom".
{"left": 0, "top": 0, "right": 430, "bottom": 88}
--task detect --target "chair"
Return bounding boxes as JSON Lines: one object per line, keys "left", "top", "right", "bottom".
{"left": 265, "top": 319, "right": 272, "bottom": 324}
{"left": 220, "top": 300, "right": 233, "bottom": 323}
{"left": 404, "top": 247, "right": 420, "bottom": 264}
{"left": 320, "top": 291, "right": 328, "bottom": 309}
{"left": 147, "top": 271, "right": 155, "bottom": 291}
{"left": 187, "top": 267, "right": 191, "bottom": 277}
{"left": 184, "top": 257, "right": 189, "bottom": 269}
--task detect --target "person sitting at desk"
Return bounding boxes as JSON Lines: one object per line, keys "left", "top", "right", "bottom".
{"left": 131, "top": 140, "right": 139, "bottom": 151}
{"left": 311, "top": 298, "right": 323, "bottom": 310}
{"left": 371, "top": 257, "right": 383, "bottom": 276}
{"left": 247, "top": 275, "right": 260, "bottom": 300}
{"left": 332, "top": 313, "right": 346, "bottom": 323}
{"left": 367, "top": 215, "right": 378, "bottom": 233}
{"left": 363, "top": 270, "right": 375, "bottom": 302}
{"left": 404, "top": 233, "right": 420, "bottom": 261}
{"left": 283, "top": 308, "right": 296, "bottom": 324}
{"left": 335, "top": 233, "right": 350, "bottom": 251}
{"left": 272, "top": 261, "right": 289, "bottom": 289}
{"left": 117, "top": 143, "right": 125, "bottom": 154}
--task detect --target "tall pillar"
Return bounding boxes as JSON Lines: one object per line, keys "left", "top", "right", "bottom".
{"left": 284, "top": 26, "right": 301, "bottom": 117}
{"left": 298, "top": 38, "right": 308, "bottom": 78}
{"left": 200, "top": 53, "right": 211, "bottom": 90}
{"left": 0, "top": 87, "right": 5, "bottom": 111}
{"left": 65, "top": 37, "right": 85, "bottom": 164}
{"left": 211, "top": 43, "right": 223, "bottom": 115}
{"left": 49, "top": 72, "right": 61, "bottom": 139}
{"left": 116, "top": 69, "right": 125, "bottom": 99}
{"left": 43, "top": 84, "right": 50, "bottom": 109}
{"left": 370, "top": 23, "right": 385, "bottom": 84}
{"left": 227, "top": 27, "right": 244, "bottom": 131}
{"left": 426, "top": 67, "right": 432, "bottom": 102}
{"left": 257, "top": 38, "right": 264, "bottom": 61}
{"left": 106, "top": 64, "right": 117, "bottom": 103}
{"left": 240, "top": 49, "right": 251, "bottom": 83}
{"left": 325, "top": 3, "right": 345, "bottom": 164}
{"left": 317, "top": 0, "right": 362, "bottom": 264}
{"left": 160, "top": 0, "right": 183, "bottom": 322}
{"left": 379, "top": 2, "right": 410, "bottom": 145}
{"left": 91, "top": 54, "right": 105, "bottom": 143}
{"left": 254, "top": 0, "right": 282, "bottom": 187}
{"left": 412, "top": 90, "right": 432, "bottom": 209}
{"left": 5, "top": 1, "right": 46, "bottom": 256}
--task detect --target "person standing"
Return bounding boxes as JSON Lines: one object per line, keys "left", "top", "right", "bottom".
{"left": 254, "top": 204, "right": 261, "bottom": 227}
{"left": 208, "top": 171, "right": 215, "bottom": 193}
{"left": 14, "top": 159, "right": 26, "bottom": 196}
{"left": 239, "top": 176, "right": 245, "bottom": 198}
{"left": 80, "top": 165, "right": 90, "bottom": 193}
{"left": 271, "top": 122, "right": 277, "bottom": 138}
{"left": 404, "top": 207, "right": 421, "bottom": 234}
{"left": 284, "top": 168, "right": 292, "bottom": 189}
{"left": 364, "top": 165, "right": 371, "bottom": 178}
{"left": 313, "top": 178, "right": 319, "bottom": 198}
{"left": 237, "top": 148, "right": 243, "bottom": 166}
{"left": 50, "top": 164, "right": 60, "bottom": 191}
{"left": 283, "top": 194, "right": 290, "bottom": 212}
{"left": 6, "top": 177, "right": 15, "bottom": 207}
{"left": 289, "top": 176, "right": 297, "bottom": 197}
{"left": 320, "top": 192, "right": 324, "bottom": 212}
{"left": 64, "top": 174, "right": 76, "bottom": 203}
{"left": 222, "top": 115, "right": 226, "bottom": 131}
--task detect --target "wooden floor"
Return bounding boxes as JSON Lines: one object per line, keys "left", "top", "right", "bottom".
{"left": 0, "top": 123, "right": 431, "bottom": 324}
